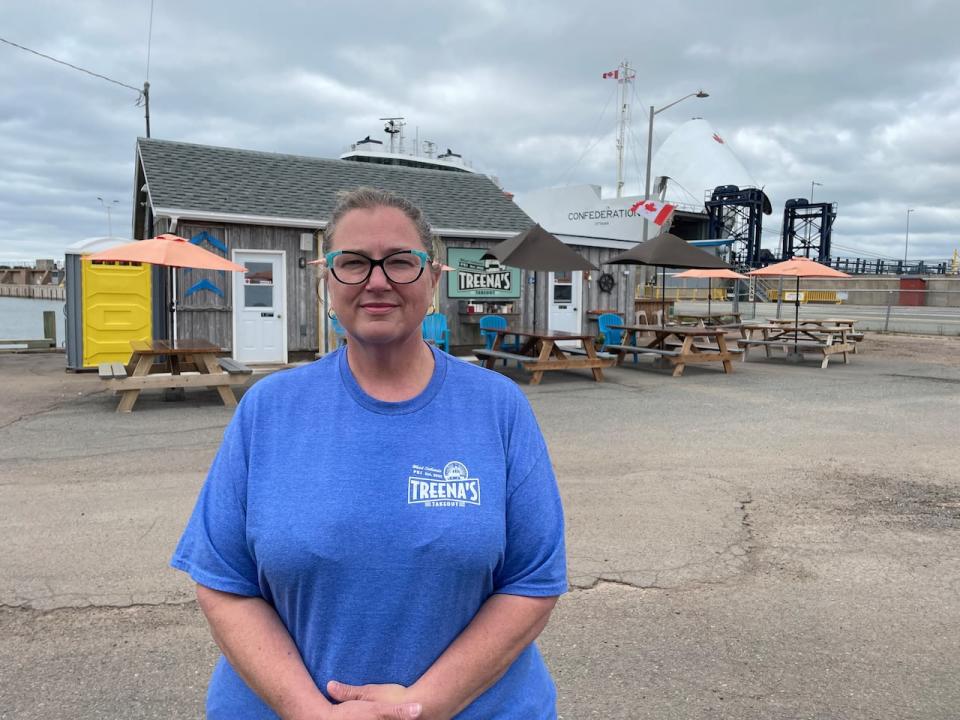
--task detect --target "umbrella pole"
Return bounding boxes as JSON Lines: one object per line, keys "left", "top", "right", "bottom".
{"left": 708, "top": 278, "right": 712, "bottom": 316}
{"left": 172, "top": 268, "right": 178, "bottom": 343}
{"left": 661, "top": 266, "right": 666, "bottom": 327}
{"left": 533, "top": 271, "right": 538, "bottom": 331}
{"left": 794, "top": 275, "right": 800, "bottom": 351}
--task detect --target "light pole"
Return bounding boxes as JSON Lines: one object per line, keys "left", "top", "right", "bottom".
{"left": 904, "top": 208, "right": 914, "bottom": 268}
{"left": 643, "top": 90, "right": 709, "bottom": 244}
{"left": 97, "top": 197, "right": 120, "bottom": 237}
{"left": 810, "top": 181, "right": 822, "bottom": 203}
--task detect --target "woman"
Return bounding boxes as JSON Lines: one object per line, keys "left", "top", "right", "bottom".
{"left": 171, "top": 187, "right": 567, "bottom": 719}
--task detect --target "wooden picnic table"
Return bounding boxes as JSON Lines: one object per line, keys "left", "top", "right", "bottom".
{"left": 473, "top": 328, "right": 615, "bottom": 385}
{"left": 674, "top": 311, "right": 743, "bottom": 326}
{"left": 99, "top": 339, "right": 252, "bottom": 412}
{"left": 738, "top": 323, "right": 855, "bottom": 368}
{"left": 766, "top": 317, "right": 857, "bottom": 329}
{"left": 608, "top": 324, "right": 735, "bottom": 377}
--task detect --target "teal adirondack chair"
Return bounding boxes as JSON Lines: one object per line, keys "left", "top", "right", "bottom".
{"left": 598, "top": 312, "right": 636, "bottom": 363}
{"left": 478, "top": 315, "right": 521, "bottom": 367}
{"left": 421, "top": 312, "right": 450, "bottom": 352}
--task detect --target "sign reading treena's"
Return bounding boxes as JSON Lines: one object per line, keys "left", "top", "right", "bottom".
{"left": 446, "top": 247, "right": 521, "bottom": 299}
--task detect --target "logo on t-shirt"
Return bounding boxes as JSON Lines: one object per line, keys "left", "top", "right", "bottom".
{"left": 408, "top": 461, "right": 481, "bottom": 508}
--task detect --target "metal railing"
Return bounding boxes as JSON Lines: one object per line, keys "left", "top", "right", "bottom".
{"left": 828, "top": 257, "right": 953, "bottom": 276}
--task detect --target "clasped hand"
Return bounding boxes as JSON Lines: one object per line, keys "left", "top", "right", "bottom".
{"left": 311, "top": 680, "right": 423, "bottom": 720}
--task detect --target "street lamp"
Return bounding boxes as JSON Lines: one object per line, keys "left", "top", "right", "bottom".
{"left": 904, "top": 208, "right": 915, "bottom": 268}
{"left": 810, "top": 181, "right": 822, "bottom": 203}
{"left": 97, "top": 197, "right": 120, "bottom": 237}
{"left": 643, "top": 90, "right": 709, "bottom": 243}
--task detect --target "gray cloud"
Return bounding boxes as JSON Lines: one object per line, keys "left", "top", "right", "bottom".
{"left": 1, "top": 0, "right": 958, "bottom": 266}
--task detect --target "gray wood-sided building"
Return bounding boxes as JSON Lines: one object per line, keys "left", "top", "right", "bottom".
{"left": 133, "top": 138, "right": 641, "bottom": 360}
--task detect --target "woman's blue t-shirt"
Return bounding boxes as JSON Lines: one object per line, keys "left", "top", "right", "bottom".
{"left": 171, "top": 346, "right": 568, "bottom": 718}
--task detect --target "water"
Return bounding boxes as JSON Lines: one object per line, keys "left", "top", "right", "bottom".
{"left": 0, "top": 297, "right": 66, "bottom": 347}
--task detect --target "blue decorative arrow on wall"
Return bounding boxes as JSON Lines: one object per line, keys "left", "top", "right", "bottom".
{"left": 190, "top": 230, "right": 227, "bottom": 253}
{"left": 184, "top": 278, "right": 225, "bottom": 298}
{"left": 184, "top": 231, "right": 228, "bottom": 298}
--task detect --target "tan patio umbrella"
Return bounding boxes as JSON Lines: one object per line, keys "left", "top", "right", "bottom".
{"left": 606, "top": 232, "right": 731, "bottom": 326}
{"left": 490, "top": 224, "right": 597, "bottom": 329}
{"left": 673, "top": 268, "right": 748, "bottom": 315}
{"left": 87, "top": 233, "right": 247, "bottom": 340}
{"left": 747, "top": 256, "right": 851, "bottom": 351}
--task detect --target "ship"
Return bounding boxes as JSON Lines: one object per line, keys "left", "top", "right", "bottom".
{"left": 339, "top": 117, "right": 481, "bottom": 175}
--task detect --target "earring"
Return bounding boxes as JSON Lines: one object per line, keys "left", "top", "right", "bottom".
{"left": 426, "top": 304, "right": 435, "bottom": 315}
{"left": 327, "top": 307, "right": 336, "bottom": 319}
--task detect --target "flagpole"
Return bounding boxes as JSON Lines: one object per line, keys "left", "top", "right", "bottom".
{"left": 615, "top": 60, "right": 632, "bottom": 199}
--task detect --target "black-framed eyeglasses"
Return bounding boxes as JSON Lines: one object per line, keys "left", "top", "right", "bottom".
{"left": 324, "top": 249, "right": 430, "bottom": 285}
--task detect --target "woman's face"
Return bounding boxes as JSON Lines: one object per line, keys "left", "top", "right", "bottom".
{"left": 327, "top": 206, "right": 438, "bottom": 347}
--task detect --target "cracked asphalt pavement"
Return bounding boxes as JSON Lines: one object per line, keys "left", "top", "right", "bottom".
{"left": 1, "top": 342, "right": 959, "bottom": 719}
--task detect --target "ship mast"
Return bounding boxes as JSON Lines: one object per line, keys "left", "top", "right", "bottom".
{"left": 380, "top": 117, "right": 405, "bottom": 155}
{"left": 615, "top": 60, "right": 635, "bottom": 198}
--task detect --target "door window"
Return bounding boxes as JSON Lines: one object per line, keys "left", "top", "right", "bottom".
{"left": 552, "top": 271, "right": 572, "bottom": 303}
{"left": 552, "top": 284, "right": 572, "bottom": 303}
{"left": 244, "top": 262, "right": 274, "bottom": 308}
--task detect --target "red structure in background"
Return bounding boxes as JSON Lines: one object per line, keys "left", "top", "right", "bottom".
{"left": 898, "top": 276, "right": 927, "bottom": 306}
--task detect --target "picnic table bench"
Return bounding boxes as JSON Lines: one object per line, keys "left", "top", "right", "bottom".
{"left": 99, "top": 339, "right": 252, "bottom": 412}
{"left": 475, "top": 328, "right": 615, "bottom": 385}
{"left": 610, "top": 324, "right": 736, "bottom": 377}
{"left": 737, "top": 323, "right": 856, "bottom": 368}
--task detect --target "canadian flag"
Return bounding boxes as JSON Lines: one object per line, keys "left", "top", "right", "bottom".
{"left": 602, "top": 69, "right": 619, "bottom": 79}
{"left": 629, "top": 199, "right": 676, "bottom": 225}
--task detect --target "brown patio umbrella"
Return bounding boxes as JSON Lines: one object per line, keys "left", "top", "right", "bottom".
{"left": 673, "top": 268, "right": 748, "bottom": 315}
{"left": 606, "top": 232, "right": 731, "bottom": 326}
{"left": 490, "top": 224, "right": 597, "bottom": 329}
{"left": 747, "top": 256, "right": 851, "bottom": 351}
{"left": 490, "top": 224, "right": 597, "bottom": 271}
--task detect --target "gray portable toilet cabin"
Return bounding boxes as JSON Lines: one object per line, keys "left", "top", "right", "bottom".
{"left": 64, "top": 237, "right": 150, "bottom": 371}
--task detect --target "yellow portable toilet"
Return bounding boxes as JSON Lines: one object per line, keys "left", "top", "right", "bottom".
{"left": 65, "top": 237, "right": 153, "bottom": 370}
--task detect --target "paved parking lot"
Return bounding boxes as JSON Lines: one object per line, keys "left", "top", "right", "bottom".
{"left": 2, "top": 335, "right": 959, "bottom": 719}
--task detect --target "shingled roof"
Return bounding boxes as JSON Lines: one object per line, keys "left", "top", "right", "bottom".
{"left": 136, "top": 137, "right": 533, "bottom": 234}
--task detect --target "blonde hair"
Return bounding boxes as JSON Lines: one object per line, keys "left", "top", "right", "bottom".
{"left": 321, "top": 187, "right": 442, "bottom": 260}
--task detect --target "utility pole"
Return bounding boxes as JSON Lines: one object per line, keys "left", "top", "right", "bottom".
{"left": 904, "top": 208, "right": 914, "bottom": 268}
{"left": 143, "top": 81, "right": 151, "bottom": 137}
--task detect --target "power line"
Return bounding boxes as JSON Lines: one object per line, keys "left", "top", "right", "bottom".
{"left": 830, "top": 243, "right": 900, "bottom": 260}
{"left": 0, "top": 36, "right": 142, "bottom": 96}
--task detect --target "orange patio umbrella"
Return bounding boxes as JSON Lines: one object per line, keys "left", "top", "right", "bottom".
{"left": 747, "top": 256, "right": 851, "bottom": 351}
{"left": 87, "top": 234, "right": 247, "bottom": 339}
{"left": 87, "top": 233, "right": 247, "bottom": 271}
{"left": 673, "top": 268, "right": 748, "bottom": 315}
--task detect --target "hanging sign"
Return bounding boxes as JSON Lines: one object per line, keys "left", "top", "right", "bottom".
{"left": 446, "top": 248, "right": 521, "bottom": 299}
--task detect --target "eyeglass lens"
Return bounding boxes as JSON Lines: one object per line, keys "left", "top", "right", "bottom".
{"left": 331, "top": 251, "right": 425, "bottom": 284}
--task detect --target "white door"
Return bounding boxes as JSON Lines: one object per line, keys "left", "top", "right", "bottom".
{"left": 548, "top": 271, "right": 583, "bottom": 342}
{"left": 233, "top": 250, "right": 286, "bottom": 363}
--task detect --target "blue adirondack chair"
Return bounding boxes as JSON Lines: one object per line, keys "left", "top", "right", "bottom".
{"left": 421, "top": 312, "right": 450, "bottom": 352}
{"left": 478, "top": 315, "right": 521, "bottom": 367}
{"left": 597, "top": 312, "right": 636, "bottom": 363}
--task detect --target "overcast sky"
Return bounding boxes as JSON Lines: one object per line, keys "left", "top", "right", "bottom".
{"left": 2, "top": 0, "right": 958, "bottom": 265}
